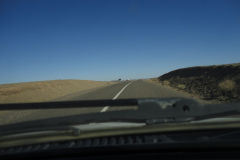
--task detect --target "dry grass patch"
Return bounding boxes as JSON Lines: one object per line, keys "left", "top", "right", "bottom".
{"left": 219, "top": 79, "right": 236, "bottom": 91}
{"left": 0, "top": 80, "right": 115, "bottom": 103}
{"left": 177, "top": 84, "right": 186, "bottom": 89}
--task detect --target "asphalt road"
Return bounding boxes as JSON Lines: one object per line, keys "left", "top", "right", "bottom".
{"left": 0, "top": 80, "right": 195, "bottom": 125}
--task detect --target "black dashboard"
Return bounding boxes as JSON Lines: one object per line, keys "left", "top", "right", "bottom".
{"left": 1, "top": 128, "right": 240, "bottom": 160}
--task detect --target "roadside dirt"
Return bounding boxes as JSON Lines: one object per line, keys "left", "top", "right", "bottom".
{"left": 145, "top": 79, "right": 214, "bottom": 104}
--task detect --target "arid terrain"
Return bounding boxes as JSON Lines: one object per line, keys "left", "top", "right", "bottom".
{"left": 1, "top": 63, "right": 239, "bottom": 105}
{"left": 157, "top": 63, "right": 240, "bottom": 102}
{"left": 0, "top": 80, "right": 115, "bottom": 103}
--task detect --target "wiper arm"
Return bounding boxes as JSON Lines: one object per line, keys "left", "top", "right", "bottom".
{"left": 0, "top": 99, "right": 138, "bottom": 110}
{"left": 0, "top": 98, "right": 239, "bottom": 120}
{"left": 138, "top": 99, "right": 240, "bottom": 123}
{"left": 0, "top": 98, "right": 239, "bottom": 134}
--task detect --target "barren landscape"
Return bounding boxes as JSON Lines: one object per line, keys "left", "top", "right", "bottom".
{"left": 0, "top": 80, "right": 115, "bottom": 103}
{"left": 1, "top": 63, "right": 239, "bottom": 105}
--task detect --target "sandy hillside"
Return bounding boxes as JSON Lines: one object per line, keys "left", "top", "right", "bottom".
{"left": 0, "top": 80, "right": 115, "bottom": 103}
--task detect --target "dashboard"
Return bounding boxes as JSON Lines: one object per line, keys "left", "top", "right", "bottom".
{"left": 1, "top": 128, "right": 240, "bottom": 159}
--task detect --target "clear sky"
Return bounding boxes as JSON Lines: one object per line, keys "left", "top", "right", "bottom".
{"left": 0, "top": 0, "right": 240, "bottom": 84}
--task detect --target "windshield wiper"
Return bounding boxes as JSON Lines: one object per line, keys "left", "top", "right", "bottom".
{"left": 0, "top": 99, "right": 138, "bottom": 110}
{"left": 137, "top": 98, "right": 240, "bottom": 123}
{"left": 0, "top": 98, "right": 239, "bottom": 119}
{"left": 0, "top": 98, "right": 240, "bottom": 135}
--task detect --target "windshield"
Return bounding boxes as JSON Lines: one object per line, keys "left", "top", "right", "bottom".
{"left": 0, "top": 0, "right": 240, "bottom": 138}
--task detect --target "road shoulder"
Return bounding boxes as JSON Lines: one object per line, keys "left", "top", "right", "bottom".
{"left": 143, "top": 79, "right": 215, "bottom": 104}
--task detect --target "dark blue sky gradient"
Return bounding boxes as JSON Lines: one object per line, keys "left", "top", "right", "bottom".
{"left": 1, "top": 0, "right": 240, "bottom": 83}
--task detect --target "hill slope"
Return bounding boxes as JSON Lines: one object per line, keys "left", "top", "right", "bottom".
{"left": 0, "top": 80, "right": 114, "bottom": 103}
{"left": 158, "top": 63, "right": 240, "bottom": 102}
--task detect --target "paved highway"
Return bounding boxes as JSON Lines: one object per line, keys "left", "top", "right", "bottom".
{"left": 0, "top": 80, "right": 197, "bottom": 125}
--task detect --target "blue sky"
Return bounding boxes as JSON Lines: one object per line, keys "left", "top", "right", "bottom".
{"left": 0, "top": 0, "right": 240, "bottom": 84}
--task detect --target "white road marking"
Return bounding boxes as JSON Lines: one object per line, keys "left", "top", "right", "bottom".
{"left": 100, "top": 82, "right": 133, "bottom": 112}
{"left": 100, "top": 106, "right": 109, "bottom": 112}
{"left": 112, "top": 82, "right": 132, "bottom": 100}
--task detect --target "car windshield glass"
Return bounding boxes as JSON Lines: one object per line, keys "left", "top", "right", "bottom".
{"left": 0, "top": 0, "right": 240, "bottom": 137}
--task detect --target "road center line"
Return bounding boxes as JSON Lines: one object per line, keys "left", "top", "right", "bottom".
{"left": 100, "top": 82, "right": 133, "bottom": 112}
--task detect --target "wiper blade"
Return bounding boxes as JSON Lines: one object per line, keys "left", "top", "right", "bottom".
{"left": 0, "top": 98, "right": 239, "bottom": 120}
{"left": 0, "top": 99, "right": 138, "bottom": 110}
{"left": 0, "top": 98, "right": 240, "bottom": 134}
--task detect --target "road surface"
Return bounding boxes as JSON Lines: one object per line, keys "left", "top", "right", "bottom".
{"left": 0, "top": 80, "right": 197, "bottom": 125}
